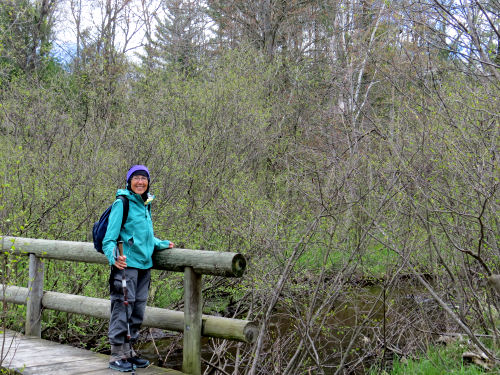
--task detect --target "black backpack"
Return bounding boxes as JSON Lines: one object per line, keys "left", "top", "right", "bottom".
{"left": 92, "top": 195, "right": 129, "bottom": 253}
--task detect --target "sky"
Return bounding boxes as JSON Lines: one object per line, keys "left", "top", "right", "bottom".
{"left": 52, "top": 0, "right": 158, "bottom": 64}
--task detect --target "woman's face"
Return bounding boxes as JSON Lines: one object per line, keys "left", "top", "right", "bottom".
{"left": 130, "top": 175, "right": 148, "bottom": 195}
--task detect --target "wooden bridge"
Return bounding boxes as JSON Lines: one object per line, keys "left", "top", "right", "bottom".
{"left": 2, "top": 329, "right": 183, "bottom": 374}
{"left": 0, "top": 237, "right": 257, "bottom": 375}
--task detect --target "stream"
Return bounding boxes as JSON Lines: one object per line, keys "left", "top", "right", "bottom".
{"left": 135, "top": 283, "right": 442, "bottom": 374}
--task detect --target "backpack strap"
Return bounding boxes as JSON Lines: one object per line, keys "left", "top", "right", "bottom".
{"left": 117, "top": 195, "right": 129, "bottom": 228}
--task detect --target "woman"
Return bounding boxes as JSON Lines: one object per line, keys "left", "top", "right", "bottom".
{"left": 102, "top": 165, "right": 174, "bottom": 372}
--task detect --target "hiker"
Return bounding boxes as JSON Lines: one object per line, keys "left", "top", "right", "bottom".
{"left": 102, "top": 165, "right": 175, "bottom": 372}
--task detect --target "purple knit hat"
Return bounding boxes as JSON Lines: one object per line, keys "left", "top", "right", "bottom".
{"left": 126, "top": 165, "right": 150, "bottom": 184}
{"left": 126, "top": 165, "right": 151, "bottom": 195}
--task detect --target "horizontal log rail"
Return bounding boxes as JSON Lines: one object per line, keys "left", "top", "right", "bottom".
{"left": 0, "top": 285, "right": 257, "bottom": 343}
{"left": 1, "top": 236, "right": 246, "bottom": 277}
{"left": 1, "top": 236, "right": 255, "bottom": 375}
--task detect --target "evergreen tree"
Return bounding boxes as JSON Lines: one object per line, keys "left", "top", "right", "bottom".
{"left": 144, "top": 0, "right": 207, "bottom": 73}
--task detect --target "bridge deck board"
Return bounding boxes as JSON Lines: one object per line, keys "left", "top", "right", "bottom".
{"left": 1, "top": 330, "right": 186, "bottom": 375}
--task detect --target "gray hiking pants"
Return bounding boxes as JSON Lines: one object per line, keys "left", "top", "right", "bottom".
{"left": 108, "top": 267, "right": 151, "bottom": 346}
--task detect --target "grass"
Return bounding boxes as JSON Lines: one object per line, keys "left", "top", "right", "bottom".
{"left": 370, "top": 343, "right": 499, "bottom": 375}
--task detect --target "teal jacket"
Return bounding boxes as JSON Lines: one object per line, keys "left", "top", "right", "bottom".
{"left": 102, "top": 189, "right": 171, "bottom": 269}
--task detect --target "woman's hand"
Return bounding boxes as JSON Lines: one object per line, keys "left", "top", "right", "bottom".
{"left": 114, "top": 255, "right": 127, "bottom": 270}
{"left": 169, "top": 242, "right": 175, "bottom": 248}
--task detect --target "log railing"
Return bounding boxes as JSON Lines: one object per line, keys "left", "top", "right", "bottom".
{"left": 0, "top": 236, "right": 257, "bottom": 375}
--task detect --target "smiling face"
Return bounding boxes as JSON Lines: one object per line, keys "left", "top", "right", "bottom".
{"left": 130, "top": 175, "right": 149, "bottom": 195}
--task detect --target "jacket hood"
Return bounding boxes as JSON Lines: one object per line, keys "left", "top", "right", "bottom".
{"left": 116, "top": 189, "right": 155, "bottom": 205}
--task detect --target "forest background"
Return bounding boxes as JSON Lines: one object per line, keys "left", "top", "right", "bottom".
{"left": 0, "top": 0, "right": 499, "bottom": 374}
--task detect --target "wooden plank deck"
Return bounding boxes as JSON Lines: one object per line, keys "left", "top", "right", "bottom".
{"left": 1, "top": 330, "right": 186, "bottom": 375}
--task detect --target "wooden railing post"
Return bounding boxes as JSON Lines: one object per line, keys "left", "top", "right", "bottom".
{"left": 183, "top": 266, "right": 203, "bottom": 375}
{"left": 25, "top": 254, "right": 44, "bottom": 337}
{"left": 1, "top": 236, "right": 256, "bottom": 370}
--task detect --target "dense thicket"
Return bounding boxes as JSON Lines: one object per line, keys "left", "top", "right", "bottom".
{"left": 1, "top": 0, "right": 498, "bottom": 374}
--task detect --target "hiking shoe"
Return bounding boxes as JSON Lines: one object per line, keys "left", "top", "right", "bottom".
{"left": 109, "top": 359, "right": 135, "bottom": 372}
{"left": 128, "top": 356, "right": 150, "bottom": 368}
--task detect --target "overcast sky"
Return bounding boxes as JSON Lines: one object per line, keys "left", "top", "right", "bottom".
{"left": 52, "top": 0, "right": 158, "bottom": 63}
